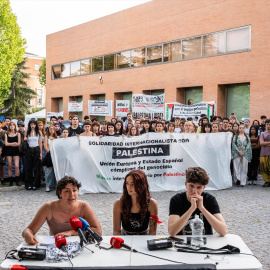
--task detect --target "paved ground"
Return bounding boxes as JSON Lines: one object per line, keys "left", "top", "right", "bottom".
{"left": 0, "top": 177, "right": 269, "bottom": 269}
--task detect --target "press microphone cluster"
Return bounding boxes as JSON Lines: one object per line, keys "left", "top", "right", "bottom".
{"left": 79, "top": 217, "right": 103, "bottom": 243}
{"left": 69, "top": 217, "right": 88, "bottom": 246}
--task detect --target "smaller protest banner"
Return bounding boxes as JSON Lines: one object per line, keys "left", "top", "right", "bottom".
{"left": 132, "top": 94, "right": 165, "bottom": 119}
{"left": 165, "top": 101, "right": 215, "bottom": 121}
{"left": 88, "top": 100, "right": 113, "bottom": 116}
{"left": 47, "top": 112, "right": 64, "bottom": 122}
{"left": 68, "top": 101, "right": 83, "bottom": 112}
{"left": 115, "top": 100, "right": 130, "bottom": 119}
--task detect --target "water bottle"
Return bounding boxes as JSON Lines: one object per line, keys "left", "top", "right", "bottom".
{"left": 189, "top": 214, "right": 204, "bottom": 247}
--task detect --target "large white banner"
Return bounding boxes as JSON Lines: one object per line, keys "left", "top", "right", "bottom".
{"left": 88, "top": 100, "right": 113, "bottom": 116}
{"left": 165, "top": 102, "right": 216, "bottom": 121}
{"left": 132, "top": 94, "right": 164, "bottom": 119}
{"left": 116, "top": 100, "right": 130, "bottom": 119}
{"left": 51, "top": 133, "right": 232, "bottom": 194}
{"left": 68, "top": 101, "right": 83, "bottom": 112}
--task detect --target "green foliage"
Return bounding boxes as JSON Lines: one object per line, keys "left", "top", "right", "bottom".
{"left": 0, "top": 0, "right": 25, "bottom": 106}
{"left": 2, "top": 58, "right": 37, "bottom": 117}
{"left": 38, "top": 58, "right": 46, "bottom": 86}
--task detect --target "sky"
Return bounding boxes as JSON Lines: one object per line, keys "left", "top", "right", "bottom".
{"left": 10, "top": 0, "right": 151, "bottom": 57}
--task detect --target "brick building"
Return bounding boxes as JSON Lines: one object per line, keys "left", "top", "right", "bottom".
{"left": 25, "top": 52, "right": 46, "bottom": 110}
{"left": 46, "top": 0, "right": 270, "bottom": 122}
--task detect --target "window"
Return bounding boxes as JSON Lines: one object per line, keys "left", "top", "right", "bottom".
{"left": 226, "top": 84, "right": 250, "bottom": 120}
{"left": 104, "top": 54, "right": 116, "bottom": 71}
{"left": 185, "top": 87, "right": 203, "bottom": 105}
{"left": 81, "top": 59, "right": 91, "bottom": 74}
{"left": 37, "top": 89, "right": 43, "bottom": 107}
{"left": 226, "top": 27, "right": 250, "bottom": 52}
{"left": 164, "top": 41, "right": 181, "bottom": 62}
{"left": 122, "top": 92, "right": 132, "bottom": 113}
{"left": 61, "top": 63, "right": 70, "bottom": 78}
{"left": 147, "top": 45, "right": 162, "bottom": 64}
{"left": 117, "top": 51, "right": 130, "bottom": 69}
{"left": 203, "top": 32, "right": 225, "bottom": 56}
{"left": 131, "top": 48, "right": 145, "bottom": 67}
{"left": 182, "top": 37, "right": 202, "bottom": 59}
{"left": 92, "top": 57, "right": 103, "bottom": 72}
{"left": 35, "top": 64, "right": 40, "bottom": 71}
{"left": 70, "top": 61, "right": 81, "bottom": 76}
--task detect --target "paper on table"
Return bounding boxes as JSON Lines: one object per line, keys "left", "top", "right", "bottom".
{"left": 39, "top": 236, "right": 55, "bottom": 246}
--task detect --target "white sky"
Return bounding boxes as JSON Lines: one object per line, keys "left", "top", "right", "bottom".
{"left": 10, "top": 0, "right": 151, "bottom": 57}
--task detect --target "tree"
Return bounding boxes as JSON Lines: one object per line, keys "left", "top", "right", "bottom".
{"left": 0, "top": 0, "right": 25, "bottom": 106}
{"left": 2, "top": 58, "right": 37, "bottom": 117}
{"left": 38, "top": 58, "right": 46, "bottom": 86}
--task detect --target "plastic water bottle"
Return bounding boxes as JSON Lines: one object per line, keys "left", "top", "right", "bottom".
{"left": 189, "top": 214, "right": 204, "bottom": 247}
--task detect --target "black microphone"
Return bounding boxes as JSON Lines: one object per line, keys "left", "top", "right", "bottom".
{"left": 69, "top": 216, "right": 87, "bottom": 246}
{"left": 79, "top": 217, "right": 103, "bottom": 243}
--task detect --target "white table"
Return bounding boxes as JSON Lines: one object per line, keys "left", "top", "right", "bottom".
{"left": 1, "top": 234, "right": 262, "bottom": 270}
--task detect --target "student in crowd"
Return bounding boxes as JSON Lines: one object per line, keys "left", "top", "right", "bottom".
{"left": 115, "top": 120, "right": 124, "bottom": 135}
{"left": 252, "top": 120, "right": 260, "bottom": 135}
{"left": 260, "top": 118, "right": 270, "bottom": 187}
{"left": 219, "top": 117, "right": 231, "bottom": 132}
{"left": 244, "top": 119, "right": 250, "bottom": 135}
{"left": 0, "top": 120, "right": 6, "bottom": 185}
{"left": 111, "top": 117, "right": 117, "bottom": 124}
{"left": 135, "top": 119, "right": 141, "bottom": 131}
{"left": 202, "top": 123, "right": 212, "bottom": 133}
{"left": 84, "top": 115, "right": 90, "bottom": 122}
{"left": 2, "top": 116, "right": 11, "bottom": 131}
{"left": 100, "top": 120, "right": 108, "bottom": 135}
{"left": 125, "top": 122, "right": 133, "bottom": 135}
{"left": 232, "top": 123, "right": 239, "bottom": 135}
{"left": 211, "top": 122, "right": 219, "bottom": 133}
{"left": 17, "top": 120, "right": 26, "bottom": 183}
{"left": 260, "top": 115, "right": 267, "bottom": 133}
{"left": 105, "top": 122, "right": 117, "bottom": 137}
{"left": 216, "top": 116, "right": 222, "bottom": 123}
{"left": 150, "top": 120, "right": 157, "bottom": 132}
{"left": 57, "top": 116, "right": 65, "bottom": 130}
{"left": 168, "top": 167, "right": 227, "bottom": 237}
{"left": 68, "top": 115, "right": 84, "bottom": 137}
{"left": 219, "top": 121, "right": 224, "bottom": 130}
{"left": 69, "top": 115, "right": 73, "bottom": 126}
{"left": 174, "top": 117, "right": 181, "bottom": 133}
{"left": 227, "top": 122, "right": 232, "bottom": 131}
{"left": 24, "top": 119, "right": 42, "bottom": 190}
{"left": 123, "top": 113, "right": 135, "bottom": 129}
{"left": 5, "top": 122, "right": 21, "bottom": 186}
{"left": 92, "top": 122, "right": 101, "bottom": 136}
{"left": 184, "top": 121, "right": 193, "bottom": 134}
{"left": 229, "top": 114, "right": 239, "bottom": 124}
{"left": 140, "top": 120, "right": 152, "bottom": 134}
{"left": 180, "top": 121, "right": 185, "bottom": 133}
{"left": 49, "top": 116, "right": 58, "bottom": 128}
{"left": 80, "top": 122, "right": 95, "bottom": 137}
{"left": 113, "top": 170, "right": 158, "bottom": 235}
{"left": 231, "top": 124, "right": 252, "bottom": 187}
{"left": 22, "top": 176, "right": 102, "bottom": 244}
{"left": 127, "top": 126, "right": 140, "bottom": 137}
{"left": 44, "top": 125, "right": 58, "bottom": 192}
{"left": 167, "top": 122, "right": 175, "bottom": 133}
{"left": 140, "top": 119, "right": 145, "bottom": 131}
{"left": 155, "top": 122, "right": 164, "bottom": 133}
{"left": 248, "top": 125, "right": 260, "bottom": 185}
{"left": 197, "top": 117, "right": 209, "bottom": 133}
{"left": 54, "top": 123, "right": 62, "bottom": 137}
{"left": 60, "top": 127, "right": 69, "bottom": 138}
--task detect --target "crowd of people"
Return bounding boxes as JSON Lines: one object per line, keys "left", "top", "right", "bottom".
{"left": 0, "top": 112, "right": 269, "bottom": 191}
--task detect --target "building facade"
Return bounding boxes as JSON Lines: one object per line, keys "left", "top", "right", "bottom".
{"left": 46, "top": 0, "right": 270, "bottom": 122}
{"left": 25, "top": 52, "right": 46, "bottom": 110}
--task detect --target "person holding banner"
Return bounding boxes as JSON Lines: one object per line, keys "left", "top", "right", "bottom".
{"left": 92, "top": 121, "right": 102, "bottom": 136}
{"left": 127, "top": 126, "right": 140, "bottom": 137}
{"left": 104, "top": 122, "right": 118, "bottom": 137}
{"left": 115, "top": 121, "right": 124, "bottom": 135}
{"left": 68, "top": 115, "right": 84, "bottom": 137}
{"left": 168, "top": 167, "right": 227, "bottom": 237}
{"left": 184, "top": 121, "right": 193, "bottom": 133}
{"left": 80, "top": 122, "right": 95, "bottom": 137}
{"left": 140, "top": 120, "right": 153, "bottom": 134}
{"left": 113, "top": 170, "right": 158, "bottom": 235}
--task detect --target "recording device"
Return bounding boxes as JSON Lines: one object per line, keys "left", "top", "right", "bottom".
{"left": 110, "top": 237, "right": 134, "bottom": 251}
{"left": 69, "top": 216, "right": 87, "bottom": 246}
{"left": 55, "top": 235, "right": 67, "bottom": 252}
{"left": 79, "top": 217, "right": 103, "bottom": 243}
{"left": 187, "top": 236, "right": 207, "bottom": 245}
{"left": 147, "top": 238, "right": 173, "bottom": 251}
{"left": 18, "top": 248, "right": 46, "bottom": 260}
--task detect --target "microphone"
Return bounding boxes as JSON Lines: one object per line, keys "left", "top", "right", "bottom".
{"left": 55, "top": 235, "right": 67, "bottom": 252}
{"left": 110, "top": 237, "right": 135, "bottom": 252}
{"left": 79, "top": 217, "right": 103, "bottom": 243}
{"left": 69, "top": 217, "right": 87, "bottom": 246}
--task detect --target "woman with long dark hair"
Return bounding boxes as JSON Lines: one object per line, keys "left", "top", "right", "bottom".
{"left": 113, "top": 170, "right": 158, "bottom": 235}
{"left": 24, "top": 119, "right": 42, "bottom": 190}
{"left": 5, "top": 122, "right": 21, "bottom": 186}
{"left": 202, "top": 122, "right": 212, "bottom": 133}
{"left": 247, "top": 125, "right": 260, "bottom": 184}
{"left": 115, "top": 120, "right": 123, "bottom": 135}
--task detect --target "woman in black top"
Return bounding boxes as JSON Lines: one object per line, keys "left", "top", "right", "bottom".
{"left": 4, "top": 122, "right": 21, "bottom": 186}
{"left": 113, "top": 170, "right": 158, "bottom": 235}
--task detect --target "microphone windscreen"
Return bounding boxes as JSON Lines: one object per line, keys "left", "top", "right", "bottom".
{"left": 55, "top": 235, "right": 67, "bottom": 249}
{"left": 110, "top": 237, "right": 124, "bottom": 248}
{"left": 69, "top": 216, "right": 82, "bottom": 231}
{"left": 79, "top": 217, "right": 89, "bottom": 232}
